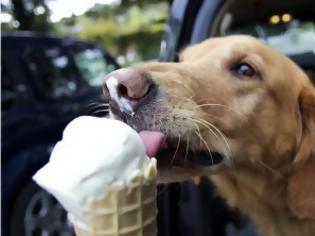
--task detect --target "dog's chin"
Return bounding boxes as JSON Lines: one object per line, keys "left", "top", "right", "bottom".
{"left": 156, "top": 146, "right": 229, "bottom": 184}
{"left": 157, "top": 163, "right": 227, "bottom": 183}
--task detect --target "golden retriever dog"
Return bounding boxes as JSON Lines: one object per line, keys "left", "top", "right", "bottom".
{"left": 103, "top": 35, "right": 315, "bottom": 236}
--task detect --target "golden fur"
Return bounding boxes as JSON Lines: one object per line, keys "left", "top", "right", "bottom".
{"left": 110, "top": 35, "right": 315, "bottom": 236}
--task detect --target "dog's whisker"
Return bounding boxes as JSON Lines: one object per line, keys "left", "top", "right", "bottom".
{"left": 194, "top": 130, "right": 214, "bottom": 165}
{"left": 167, "top": 93, "right": 196, "bottom": 104}
{"left": 191, "top": 119, "right": 202, "bottom": 147}
{"left": 190, "top": 121, "right": 214, "bottom": 165}
{"left": 85, "top": 103, "right": 110, "bottom": 115}
{"left": 92, "top": 108, "right": 110, "bottom": 113}
{"left": 90, "top": 109, "right": 110, "bottom": 116}
{"left": 86, "top": 102, "right": 109, "bottom": 109}
{"left": 177, "top": 108, "right": 232, "bottom": 159}
{"left": 86, "top": 102, "right": 102, "bottom": 107}
{"left": 188, "top": 116, "right": 233, "bottom": 165}
{"left": 170, "top": 135, "right": 181, "bottom": 167}
{"left": 87, "top": 104, "right": 110, "bottom": 111}
{"left": 188, "top": 117, "right": 219, "bottom": 139}
{"left": 177, "top": 109, "right": 232, "bottom": 158}
{"left": 256, "top": 160, "right": 286, "bottom": 181}
{"left": 195, "top": 117, "right": 232, "bottom": 157}
{"left": 87, "top": 101, "right": 109, "bottom": 106}
{"left": 184, "top": 137, "right": 190, "bottom": 167}
{"left": 194, "top": 103, "right": 246, "bottom": 118}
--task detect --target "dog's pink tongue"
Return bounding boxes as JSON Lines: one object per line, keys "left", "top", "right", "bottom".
{"left": 139, "top": 131, "right": 165, "bottom": 157}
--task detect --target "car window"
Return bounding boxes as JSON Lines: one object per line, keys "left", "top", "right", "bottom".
{"left": 221, "top": 15, "right": 314, "bottom": 83}
{"left": 73, "top": 48, "right": 116, "bottom": 87}
{"left": 2, "top": 63, "right": 16, "bottom": 110}
{"left": 23, "top": 46, "right": 79, "bottom": 99}
{"left": 1, "top": 62, "right": 31, "bottom": 111}
{"left": 225, "top": 20, "right": 314, "bottom": 57}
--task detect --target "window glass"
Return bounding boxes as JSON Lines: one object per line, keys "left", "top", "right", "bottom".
{"left": 73, "top": 48, "right": 116, "bottom": 87}
{"left": 223, "top": 17, "right": 314, "bottom": 83}
{"left": 265, "top": 21, "right": 313, "bottom": 56}
{"left": 225, "top": 19, "right": 314, "bottom": 57}
{"left": 1, "top": 62, "right": 30, "bottom": 111}
{"left": 1, "top": 63, "right": 16, "bottom": 110}
{"left": 24, "top": 46, "right": 78, "bottom": 99}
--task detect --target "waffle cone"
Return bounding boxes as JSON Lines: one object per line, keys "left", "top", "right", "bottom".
{"left": 71, "top": 163, "right": 157, "bottom": 236}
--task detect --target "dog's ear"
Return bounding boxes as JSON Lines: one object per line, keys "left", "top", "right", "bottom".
{"left": 287, "top": 84, "right": 315, "bottom": 219}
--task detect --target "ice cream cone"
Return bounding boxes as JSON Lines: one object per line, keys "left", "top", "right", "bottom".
{"left": 71, "top": 163, "right": 157, "bottom": 236}
{"left": 32, "top": 117, "right": 159, "bottom": 236}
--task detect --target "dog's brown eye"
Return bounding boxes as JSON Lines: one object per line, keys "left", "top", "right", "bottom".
{"left": 233, "top": 63, "right": 256, "bottom": 78}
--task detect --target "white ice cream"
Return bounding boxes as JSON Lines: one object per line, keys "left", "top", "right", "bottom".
{"left": 32, "top": 116, "right": 156, "bottom": 216}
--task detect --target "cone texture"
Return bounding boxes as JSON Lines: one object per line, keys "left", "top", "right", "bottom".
{"left": 73, "top": 165, "right": 157, "bottom": 236}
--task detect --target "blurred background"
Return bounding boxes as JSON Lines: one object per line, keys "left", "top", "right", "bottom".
{"left": 1, "top": 0, "right": 168, "bottom": 66}
{"left": 1, "top": 0, "right": 314, "bottom": 236}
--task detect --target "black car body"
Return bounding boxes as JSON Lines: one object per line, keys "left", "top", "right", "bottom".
{"left": 1, "top": 31, "right": 119, "bottom": 236}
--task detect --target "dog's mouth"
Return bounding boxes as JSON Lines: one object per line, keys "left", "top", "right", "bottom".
{"left": 139, "top": 131, "right": 225, "bottom": 183}
{"left": 107, "top": 104, "right": 226, "bottom": 182}
{"left": 157, "top": 141, "right": 223, "bottom": 167}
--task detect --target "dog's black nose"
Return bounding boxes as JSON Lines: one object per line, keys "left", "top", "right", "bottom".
{"left": 103, "top": 68, "right": 153, "bottom": 114}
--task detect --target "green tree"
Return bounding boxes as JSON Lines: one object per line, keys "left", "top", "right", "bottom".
{"left": 2, "top": 0, "right": 52, "bottom": 31}
{"left": 55, "top": 2, "right": 168, "bottom": 64}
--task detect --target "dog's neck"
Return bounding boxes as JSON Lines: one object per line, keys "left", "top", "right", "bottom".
{"left": 210, "top": 163, "right": 315, "bottom": 236}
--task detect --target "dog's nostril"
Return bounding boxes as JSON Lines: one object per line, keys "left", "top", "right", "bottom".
{"left": 117, "top": 84, "right": 128, "bottom": 98}
{"left": 103, "top": 68, "right": 155, "bottom": 114}
{"left": 104, "top": 68, "right": 153, "bottom": 99}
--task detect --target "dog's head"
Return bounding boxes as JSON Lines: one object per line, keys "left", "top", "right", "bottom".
{"left": 103, "top": 35, "right": 315, "bottom": 219}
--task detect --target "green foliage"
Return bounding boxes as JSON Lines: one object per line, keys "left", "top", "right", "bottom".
{"left": 3, "top": 0, "right": 169, "bottom": 65}
{"left": 2, "top": 0, "right": 53, "bottom": 31}
{"left": 56, "top": 2, "right": 168, "bottom": 65}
